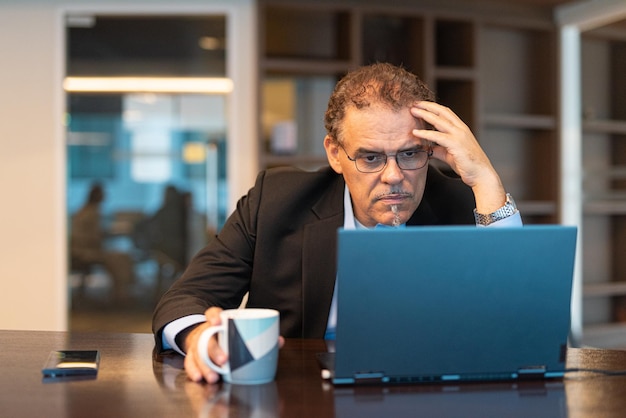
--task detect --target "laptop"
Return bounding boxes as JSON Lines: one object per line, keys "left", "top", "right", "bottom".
{"left": 322, "top": 225, "right": 577, "bottom": 386}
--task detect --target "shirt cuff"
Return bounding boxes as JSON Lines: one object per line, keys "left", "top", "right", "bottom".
{"left": 477, "top": 211, "right": 523, "bottom": 228}
{"left": 162, "top": 314, "right": 207, "bottom": 355}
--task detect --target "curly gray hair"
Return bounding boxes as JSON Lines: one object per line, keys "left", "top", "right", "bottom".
{"left": 324, "top": 62, "right": 435, "bottom": 143}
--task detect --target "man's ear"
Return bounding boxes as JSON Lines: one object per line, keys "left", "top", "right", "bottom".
{"left": 324, "top": 135, "right": 343, "bottom": 174}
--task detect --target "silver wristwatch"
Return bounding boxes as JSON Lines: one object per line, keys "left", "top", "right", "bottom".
{"left": 473, "top": 193, "right": 518, "bottom": 226}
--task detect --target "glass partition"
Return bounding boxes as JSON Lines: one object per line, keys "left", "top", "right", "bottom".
{"left": 65, "top": 14, "right": 228, "bottom": 331}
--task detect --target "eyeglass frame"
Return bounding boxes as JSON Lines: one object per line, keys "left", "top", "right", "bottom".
{"left": 337, "top": 141, "right": 433, "bottom": 173}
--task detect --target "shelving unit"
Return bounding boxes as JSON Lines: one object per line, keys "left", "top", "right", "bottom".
{"left": 580, "top": 23, "right": 626, "bottom": 347}
{"left": 360, "top": 14, "right": 425, "bottom": 72}
{"left": 433, "top": 18, "right": 478, "bottom": 135}
{"left": 259, "top": 3, "right": 355, "bottom": 170}
{"left": 478, "top": 21, "right": 558, "bottom": 224}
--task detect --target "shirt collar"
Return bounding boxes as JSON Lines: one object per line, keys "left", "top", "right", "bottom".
{"left": 343, "top": 185, "right": 358, "bottom": 230}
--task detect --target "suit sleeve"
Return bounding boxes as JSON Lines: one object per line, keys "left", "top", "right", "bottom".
{"left": 151, "top": 171, "right": 266, "bottom": 351}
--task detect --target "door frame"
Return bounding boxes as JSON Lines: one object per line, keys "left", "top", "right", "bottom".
{"left": 57, "top": 0, "right": 257, "bottom": 328}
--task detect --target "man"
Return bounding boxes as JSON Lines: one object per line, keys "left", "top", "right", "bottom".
{"left": 152, "top": 62, "right": 522, "bottom": 383}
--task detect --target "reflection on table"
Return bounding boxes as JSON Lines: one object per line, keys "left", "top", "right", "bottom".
{"left": 3, "top": 331, "right": 626, "bottom": 417}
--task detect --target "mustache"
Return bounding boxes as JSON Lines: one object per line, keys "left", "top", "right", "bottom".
{"left": 374, "top": 190, "right": 413, "bottom": 200}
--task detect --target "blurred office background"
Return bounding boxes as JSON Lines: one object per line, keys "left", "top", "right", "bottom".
{"left": 65, "top": 15, "right": 229, "bottom": 331}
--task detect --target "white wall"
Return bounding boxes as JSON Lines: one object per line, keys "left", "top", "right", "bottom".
{"left": 0, "top": 0, "right": 257, "bottom": 331}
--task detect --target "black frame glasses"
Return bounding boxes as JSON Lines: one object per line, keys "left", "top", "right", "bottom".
{"left": 338, "top": 143, "right": 432, "bottom": 173}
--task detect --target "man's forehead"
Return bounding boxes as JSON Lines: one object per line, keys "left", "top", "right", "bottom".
{"left": 342, "top": 106, "right": 427, "bottom": 146}
{"left": 344, "top": 103, "right": 424, "bottom": 124}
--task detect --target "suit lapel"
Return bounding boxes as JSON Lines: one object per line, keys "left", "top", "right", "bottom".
{"left": 407, "top": 198, "right": 439, "bottom": 225}
{"left": 301, "top": 175, "right": 344, "bottom": 338}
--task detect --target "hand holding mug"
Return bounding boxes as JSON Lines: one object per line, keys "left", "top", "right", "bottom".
{"left": 196, "top": 308, "right": 280, "bottom": 385}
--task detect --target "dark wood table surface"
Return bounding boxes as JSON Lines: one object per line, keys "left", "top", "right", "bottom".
{"left": 2, "top": 330, "right": 626, "bottom": 417}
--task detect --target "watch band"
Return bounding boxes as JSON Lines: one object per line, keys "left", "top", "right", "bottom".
{"left": 473, "top": 193, "right": 518, "bottom": 226}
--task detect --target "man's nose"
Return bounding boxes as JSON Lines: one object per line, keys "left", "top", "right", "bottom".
{"left": 380, "top": 156, "right": 404, "bottom": 184}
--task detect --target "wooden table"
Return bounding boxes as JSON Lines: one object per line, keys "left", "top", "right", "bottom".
{"left": 2, "top": 330, "right": 626, "bottom": 417}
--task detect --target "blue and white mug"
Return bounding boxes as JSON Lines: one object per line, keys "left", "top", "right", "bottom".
{"left": 197, "top": 308, "right": 280, "bottom": 385}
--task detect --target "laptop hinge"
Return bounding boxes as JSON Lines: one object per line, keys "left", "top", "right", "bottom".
{"left": 517, "top": 366, "right": 547, "bottom": 379}
{"left": 353, "top": 372, "right": 389, "bottom": 384}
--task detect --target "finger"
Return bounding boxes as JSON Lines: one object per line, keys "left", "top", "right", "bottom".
{"left": 204, "top": 307, "right": 223, "bottom": 325}
{"left": 184, "top": 334, "right": 220, "bottom": 384}
{"left": 412, "top": 105, "right": 466, "bottom": 138}
{"left": 184, "top": 350, "right": 209, "bottom": 383}
{"left": 185, "top": 320, "right": 226, "bottom": 384}
{"left": 412, "top": 127, "right": 450, "bottom": 148}
{"left": 412, "top": 111, "right": 477, "bottom": 151}
{"left": 414, "top": 101, "right": 463, "bottom": 125}
{"left": 208, "top": 336, "right": 228, "bottom": 367}
{"left": 201, "top": 308, "right": 228, "bottom": 365}
{"left": 412, "top": 110, "right": 456, "bottom": 135}
{"left": 194, "top": 353, "right": 222, "bottom": 384}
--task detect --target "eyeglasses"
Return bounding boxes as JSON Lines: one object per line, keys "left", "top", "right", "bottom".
{"left": 338, "top": 143, "right": 432, "bottom": 173}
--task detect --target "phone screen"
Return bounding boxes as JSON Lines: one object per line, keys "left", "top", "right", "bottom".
{"left": 42, "top": 350, "right": 100, "bottom": 377}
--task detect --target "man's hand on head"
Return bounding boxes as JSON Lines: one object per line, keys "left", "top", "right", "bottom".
{"left": 410, "top": 101, "right": 507, "bottom": 213}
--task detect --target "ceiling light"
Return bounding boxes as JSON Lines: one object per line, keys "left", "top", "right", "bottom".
{"left": 63, "top": 77, "right": 233, "bottom": 94}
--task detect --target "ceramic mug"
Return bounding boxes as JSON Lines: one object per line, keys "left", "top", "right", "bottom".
{"left": 197, "top": 308, "right": 280, "bottom": 385}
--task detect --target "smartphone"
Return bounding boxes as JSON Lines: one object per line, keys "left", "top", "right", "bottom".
{"left": 42, "top": 350, "right": 100, "bottom": 377}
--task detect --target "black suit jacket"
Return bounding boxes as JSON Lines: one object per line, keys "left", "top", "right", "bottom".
{"left": 152, "top": 165, "right": 475, "bottom": 350}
